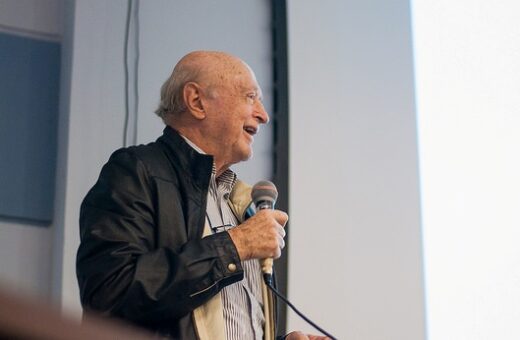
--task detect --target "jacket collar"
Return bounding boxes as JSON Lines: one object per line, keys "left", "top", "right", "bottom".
{"left": 158, "top": 126, "right": 214, "bottom": 190}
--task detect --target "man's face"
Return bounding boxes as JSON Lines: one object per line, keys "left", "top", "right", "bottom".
{"left": 202, "top": 66, "right": 269, "bottom": 167}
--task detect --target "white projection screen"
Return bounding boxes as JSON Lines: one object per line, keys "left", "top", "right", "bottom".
{"left": 286, "top": 1, "right": 425, "bottom": 339}
{"left": 286, "top": 0, "right": 520, "bottom": 339}
{"left": 412, "top": 0, "right": 520, "bottom": 339}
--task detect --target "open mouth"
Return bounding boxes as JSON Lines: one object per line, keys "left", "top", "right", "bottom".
{"left": 244, "top": 126, "right": 258, "bottom": 136}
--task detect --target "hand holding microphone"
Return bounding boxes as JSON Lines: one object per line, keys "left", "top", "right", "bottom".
{"left": 227, "top": 180, "right": 287, "bottom": 284}
{"left": 251, "top": 180, "right": 283, "bottom": 285}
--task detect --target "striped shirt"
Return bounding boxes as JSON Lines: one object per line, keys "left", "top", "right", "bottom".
{"left": 182, "top": 137, "right": 265, "bottom": 340}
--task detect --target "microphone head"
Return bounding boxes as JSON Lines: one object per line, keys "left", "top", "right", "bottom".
{"left": 251, "top": 180, "right": 278, "bottom": 208}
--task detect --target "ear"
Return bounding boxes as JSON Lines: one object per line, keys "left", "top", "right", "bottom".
{"left": 183, "top": 82, "right": 206, "bottom": 120}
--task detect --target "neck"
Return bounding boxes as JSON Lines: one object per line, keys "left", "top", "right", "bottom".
{"left": 169, "top": 123, "right": 231, "bottom": 177}
{"left": 214, "top": 161, "right": 230, "bottom": 177}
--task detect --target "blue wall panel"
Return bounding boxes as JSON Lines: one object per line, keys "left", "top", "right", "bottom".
{"left": 0, "top": 32, "right": 60, "bottom": 223}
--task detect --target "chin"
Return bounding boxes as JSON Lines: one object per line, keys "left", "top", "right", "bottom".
{"left": 239, "top": 151, "right": 253, "bottom": 162}
{"left": 235, "top": 148, "right": 253, "bottom": 163}
{"left": 229, "top": 142, "right": 253, "bottom": 164}
{"left": 244, "top": 146, "right": 254, "bottom": 160}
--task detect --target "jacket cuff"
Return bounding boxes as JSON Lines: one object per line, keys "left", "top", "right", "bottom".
{"left": 210, "top": 231, "right": 244, "bottom": 281}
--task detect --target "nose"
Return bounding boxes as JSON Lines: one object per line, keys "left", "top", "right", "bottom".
{"left": 254, "top": 100, "right": 269, "bottom": 124}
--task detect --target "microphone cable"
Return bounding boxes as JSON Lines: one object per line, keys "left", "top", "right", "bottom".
{"left": 264, "top": 279, "right": 338, "bottom": 340}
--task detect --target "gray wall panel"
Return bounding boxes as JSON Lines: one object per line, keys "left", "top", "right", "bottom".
{"left": 0, "top": 32, "right": 60, "bottom": 223}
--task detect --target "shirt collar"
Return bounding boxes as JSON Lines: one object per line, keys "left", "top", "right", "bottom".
{"left": 180, "top": 134, "right": 237, "bottom": 190}
{"left": 180, "top": 134, "right": 206, "bottom": 154}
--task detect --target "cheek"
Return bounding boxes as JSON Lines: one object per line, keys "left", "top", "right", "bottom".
{"left": 220, "top": 121, "right": 243, "bottom": 146}
{"left": 228, "top": 116, "right": 244, "bottom": 134}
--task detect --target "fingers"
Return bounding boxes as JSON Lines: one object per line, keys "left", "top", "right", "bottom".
{"left": 273, "top": 209, "right": 289, "bottom": 227}
{"left": 285, "top": 332, "right": 330, "bottom": 340}
{"left": 277, "top": 224, "right": 286, "bottom": 238}
{"left": 276, "top": 232, "right": 286, "bottom": 258}
{"left": 227, "top": 209, "right": 289, "bottom": 260}
{"left": 258, "top": 210, "right": 287, "bottom": 258}
{"left": 285, "top": 331, "right": 309, "bottom": 340}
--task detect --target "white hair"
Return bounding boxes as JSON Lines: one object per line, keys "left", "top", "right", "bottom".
{"left": 155, "top": 63, "right": 200, "bottom": 120}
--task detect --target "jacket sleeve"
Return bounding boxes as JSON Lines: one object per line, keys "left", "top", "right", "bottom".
{"left": 76, "top": 149, "right": 243, "bottom": 324}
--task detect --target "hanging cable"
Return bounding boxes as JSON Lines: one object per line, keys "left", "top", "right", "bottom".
{"left": 123, "top": 0, "right": 140, "bottom": 146}
{"left": 132, "top": 0, "right": 140, "bottom": 145}
{"left": 265, "top": 281, "right": 337, "bottom": 339}
{"left": 122, "top": 0, "right": 132, "bottom": 147}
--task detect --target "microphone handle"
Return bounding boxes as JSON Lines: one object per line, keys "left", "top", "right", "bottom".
{"left": 261, "top": 258, "right": 274, "bottom": 276}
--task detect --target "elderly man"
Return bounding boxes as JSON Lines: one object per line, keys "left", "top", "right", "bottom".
{"left": 77, "top": 51, "right": 326, "bottom": 340}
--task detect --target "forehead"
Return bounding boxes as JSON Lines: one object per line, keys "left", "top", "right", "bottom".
{"left": 234, "top": 73, "right": 262, "bottom": 95}
{"left": 212, "top": 61, "right": 261, "bottom": 93}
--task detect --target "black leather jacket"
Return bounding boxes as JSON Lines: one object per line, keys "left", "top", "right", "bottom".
{"left": 77, "top": 127, "right": 246, "bottom": 338}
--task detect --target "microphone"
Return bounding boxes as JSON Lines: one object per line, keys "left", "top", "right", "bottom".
{"left": 251, "top": 180, "right": 278, "bottom": 285}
